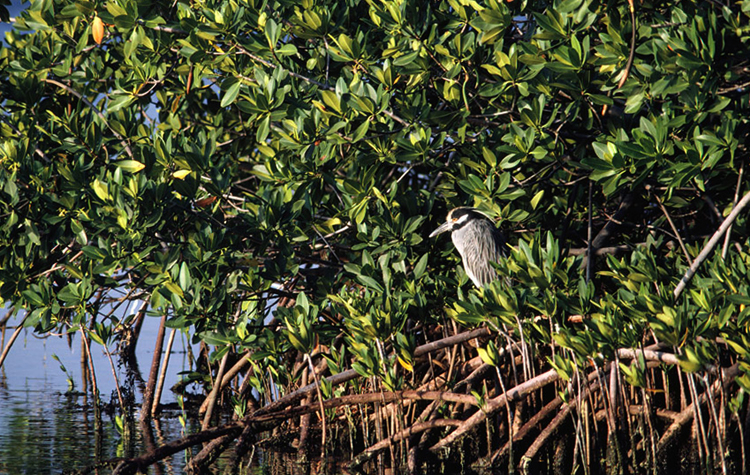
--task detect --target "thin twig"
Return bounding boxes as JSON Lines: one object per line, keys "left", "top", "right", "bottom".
{"left": 617, "top": 0, "right": 637, "bottom": 89}
{"left": 702, "top": 373, "right": 728, "bottom": 475}
{"left": 586, "top": 179, "right": 593, "bottom": 282}
{"left": 80, "top": 328, "right": 100, "bottom": 402}
{"left": 717, "top": 79, "right": 750, "bottom": 95}
{"left": 305, "top": 352, "right": 328, "bottom": 460}
{"left": 202, "top": 350, "right": 230, "bottom": 430}
{"left": 654, "top": 193, "right": 692, "bottom": 265}
{"left": 616, "top": 347, "right": 681, "bottom": 367}
{"left": 151, "top": 327, "right": 176, "bottom": 416}
{"left": 656, "top": 364, "right": 739, "bottom": 457}
{"left": 722, "top": 161, "right": 744, "bottom": 259}
{"left": 102, "top": 338, "right": 127, "bottom": 413}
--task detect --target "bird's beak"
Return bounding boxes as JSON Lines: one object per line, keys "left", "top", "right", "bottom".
{"left": 429, "top": 221, "right": 452, "bottom": 238}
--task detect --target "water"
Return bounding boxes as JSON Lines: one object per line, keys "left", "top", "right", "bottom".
{"left": 0, "top": 316, "right": 200, "bottom": 474}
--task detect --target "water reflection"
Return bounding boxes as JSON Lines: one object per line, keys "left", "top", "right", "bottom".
{"left": 0, "top": 316, "right": 322, "bottom": 474}
{"left": 0, "top": 319, "right": 200, "bottom": 474}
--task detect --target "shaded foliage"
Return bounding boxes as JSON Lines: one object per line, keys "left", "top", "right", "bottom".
{"left": 2, "top": 0, "right": 750, "bottom": 472}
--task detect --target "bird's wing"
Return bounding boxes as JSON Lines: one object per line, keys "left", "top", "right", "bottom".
{"left": 460, "top": 221, "right": 506, "bottom": 288}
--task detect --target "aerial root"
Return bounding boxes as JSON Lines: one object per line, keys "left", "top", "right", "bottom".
{"left": 91, "top": 332, "right": 744, "bottom": 475}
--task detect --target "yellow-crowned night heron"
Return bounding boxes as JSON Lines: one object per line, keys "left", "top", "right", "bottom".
{"left": 429, "top": 207, "right": 507, "bottom": 288}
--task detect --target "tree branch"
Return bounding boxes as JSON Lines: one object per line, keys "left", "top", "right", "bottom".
{"left": 673, "top": 189, "right": 750, "bottom": 298}
{"left": 430, "top": 369, "right": 560, "bottom": 451}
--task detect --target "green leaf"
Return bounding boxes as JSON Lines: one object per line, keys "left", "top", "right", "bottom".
{"left": 256, "top": 115, "right": 271, "bottom": 142}
{"left": 82, "top": 246, "right": 107, "bottom": 260}
{"left": 356, "top": 275, "right": 383, "bottom": 292}
{"left": 695, "top": 134, "right": 724, "bottom": 147}
{"left": 530, "top": 190, "right": 544, "bottom": 209}
{"left": 413, "top": 253, "right": 428, "bottom": 280}
{"left": 276, "top": 44, "right": 297, "bottom": 56}
{"left": 22, "top": 289, "right": 44, "bottom": 307}
{"left": 71, "top": 219, "right": 88, "bottom": 245}
{"left": 92, "top": 179, "right": 110, "bottom": 201}
{"left": 178, "top": 262, "right": 192, "bottom": 291}
{"left": 352, "top": 120, "right": 370, "bottom": 142}
{"left": 221, "top": 81, "right": 241, "bottom": 108}
{"left": 296, "top": 291, "right": 309, "bottom": 314}
{"left": 115, "top": 160, "right": 146, "bottom": 173}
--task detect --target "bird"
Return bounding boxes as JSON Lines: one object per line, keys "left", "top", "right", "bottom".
{"left": 429, "top": 207, "right": 508, "bottom": 288}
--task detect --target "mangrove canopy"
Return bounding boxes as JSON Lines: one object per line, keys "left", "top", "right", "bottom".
{"left": 1, "top": 0, "right": 750, "bottom": 472}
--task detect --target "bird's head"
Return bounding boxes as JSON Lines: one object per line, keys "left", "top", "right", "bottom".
{"left": 428, "top": 207, "right": 492, "bottom": 238}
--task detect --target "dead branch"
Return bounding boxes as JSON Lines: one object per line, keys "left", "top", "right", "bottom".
{"left": 674, "top": 189, "right": 750, "bottom": 298}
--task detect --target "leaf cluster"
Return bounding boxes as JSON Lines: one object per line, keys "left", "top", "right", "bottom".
{"left": 2, "top": 0, "right": 750, "bottom": 394}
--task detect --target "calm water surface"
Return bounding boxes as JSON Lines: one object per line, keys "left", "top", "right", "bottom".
{"left": 0, "top": 317, "right": 206, "bottom": 474}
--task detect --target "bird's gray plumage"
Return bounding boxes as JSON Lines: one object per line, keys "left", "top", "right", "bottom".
{"left": 429, "top": 207, "right": 507, "bottom": 288}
